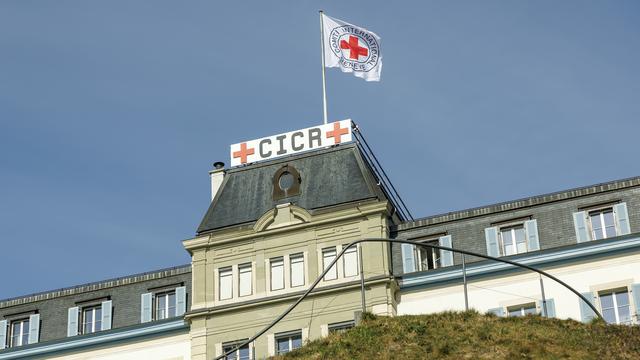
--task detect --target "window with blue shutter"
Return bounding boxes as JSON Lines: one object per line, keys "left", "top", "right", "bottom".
{"left": 101, "top": 301, "right": 112, "bottom": 331}
{"left": 537, "top": 298, "right": 556, "bottom": 318}
{"left": 484, "top": 227, "right": 499, "bottom": 257}
{"left": 176, "top": 286, "right": 187, "bottom": 316}
{"left": 524, "top": 219, "right": 540, "bottom": 252}
{"left": 573, "top": 211, "right": 590, "bottom": 243}
{"left": 438, "top": 235, "right": 454, "bottom": 267}
{"left": 67, "top": 307, "right": 79, "bottom": 337}
{"left": 579, "top": 292, "right": 597, "bottom": 323}
{"left": 613, "top": 203, "right": 631, "bottom": 235}
{"left": 0, "top": 320, "right": 7, "bottom": 349}
{"left": 631, "top": 284, "right": 640, "bottom": 322}
{"left": 28, "top": 314, "right": 40, "bottom": 344}
{"left": 487, "top": 307, "right": 505, "bottom": 317}
{"left": 141, "top": 293, "right": 152, "bottom": 323}
{"left": 401, "top": 244, "right": 416, "bottom": 273}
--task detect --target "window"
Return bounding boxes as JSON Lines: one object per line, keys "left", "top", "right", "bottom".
{"left": 239, "top": 263, "right": 253, "bottom": 297}
{"left": 270, "top": 257, "right": 285, "bottom": 291}
{"left": 322, "top": 247, "right": 338, "bottom": 281}
{"left": 275, "top": 330, "right": 302, "bottom": 355}
{"left": 343, "top": 245, "right": 359, "bottom": 277}
{"left": 81, "top": 305, "right": 102, "bottom": 334}
{"left": 500, "top": 225, "right": 527, "bottom": 256}
{"left": 328, "top": 320, "right": 355, "bottom": 334}
{"left": 155, "top": 291, "right": 176, "bottom": 320}
{"left": 589, "top": 208, "right": 616, "bottom": 240}
{"left": 507, "top": 303, "right": 537, "bottom": 317}
{"left": 223, "top": 340, "right": 250, "bottom": 360}
{"left": 9, "top": 318, "right": 29, "bottom": 347}
{"left": 414, "top": 239, "right": 440, "bottom": 271}
{"left": 219, "top": 267, "right": 233, "bottom": 300}
{"left": 599, "top": 289, "right": 632, "bottom": 325}
{"left": 290, "top": 253, "right": 305, "bottom": 288}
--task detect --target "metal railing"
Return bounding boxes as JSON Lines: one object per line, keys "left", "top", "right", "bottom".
{"left": 215, "top": 238, "right": 602, "bottom": 360}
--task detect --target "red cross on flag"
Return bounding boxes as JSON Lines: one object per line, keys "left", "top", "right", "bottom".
{"left": 322, "top": 14, "right": 382, "bottom": 82}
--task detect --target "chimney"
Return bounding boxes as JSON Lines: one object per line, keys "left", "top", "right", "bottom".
{"left": 209, "top": 162, "right": 225, "bottom": 201}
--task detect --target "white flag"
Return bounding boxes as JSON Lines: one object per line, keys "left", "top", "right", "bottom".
{"left": 322, "top": 14, "right": 382, "bottom": 82}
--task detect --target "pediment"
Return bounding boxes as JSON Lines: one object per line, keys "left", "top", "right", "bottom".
{"left": 254, "top": 203, "right": 311, "bottom": 232}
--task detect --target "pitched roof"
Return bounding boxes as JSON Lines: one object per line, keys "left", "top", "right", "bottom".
{"left": 197, "top": 143, "right": 385, "bottom": 234}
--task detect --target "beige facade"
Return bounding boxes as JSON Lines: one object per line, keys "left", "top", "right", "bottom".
{"left": 183, "top": 201, "right": 396, "bottom": 359}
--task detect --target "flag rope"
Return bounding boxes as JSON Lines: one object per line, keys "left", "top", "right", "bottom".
{"left": 319, "top": 10, "right": 328, "bottom": 125}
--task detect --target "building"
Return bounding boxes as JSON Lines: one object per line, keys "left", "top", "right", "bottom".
{"left": 0, "top": 266, "right": 192, "bottom": 359}
{"left": 2, "top": 124, "right": 640, "bottom": 359}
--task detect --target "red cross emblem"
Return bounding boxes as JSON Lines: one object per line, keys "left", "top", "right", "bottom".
{"left": 340, "top": 35, "right": 369, "bottom": 60}
{"left": 233, "top": 142, "right": 255, "bottom": 164}
{"left": 326, "top": 122, "right": 349, "bottom": 145}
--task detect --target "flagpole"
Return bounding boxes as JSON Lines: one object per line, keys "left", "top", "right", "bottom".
{"left": 319, "top": 10, "right": 328, "bottom": 125}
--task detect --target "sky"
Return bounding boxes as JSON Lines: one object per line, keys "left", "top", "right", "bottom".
{"left": 1, "top": 1, "right": 639, "bottom": 299}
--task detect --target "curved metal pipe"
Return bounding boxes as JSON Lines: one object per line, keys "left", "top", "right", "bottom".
{"left": 215, "top": 238, "right": 602, "bottom": 359}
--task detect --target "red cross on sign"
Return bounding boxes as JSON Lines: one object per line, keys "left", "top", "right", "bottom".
{"left": 233, "top": 142, "right": 255, "bottom": 164}
{"left": 326, "top": 122, "right": 349, "bottom": 145}
{"left": 340, "top": 35, "right": 369, "bottom": 60}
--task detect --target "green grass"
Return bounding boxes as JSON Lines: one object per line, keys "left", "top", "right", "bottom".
{"left": 272, "top": 311, "right": 640, "bottom": 359}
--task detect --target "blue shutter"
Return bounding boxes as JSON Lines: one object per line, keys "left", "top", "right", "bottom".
{"left": 631, "top": 284, "right": 640, "bottom": 319}
{"left": 401, "top": 244, "right": 416, "bottom": 273}
{"left": 141, "top": 293, "right": 153, "bottom": 323}
{"left": 28, "top": 314, "right": 40, "bottom": 344}
{"left": 524, "top": 220, "right": 540, "bottom": 252}
{"left": 614, "top": 203, "right": 631, "bottom": 235}
{"left": 175, "top": 286, "right": 186, "bottom": 316}
{"left": 487, "top": 307, "right": 505, "bottom": 317}
{"left": 579, "top": 292, "right": 597, "bottom": 323}
{"left": 573, "top": 211, "right": 590, "bottom": 243}
{"left": 438, "top": 235, "right": 454, "bottom": 267}
{"left": 484, "top": 227, "right": 500, "bottom": 257}
{"left": 101, "top": 301, "right": 112, "bottom": 331}
{"left": 539, "top": 298, "right": 556, "bottom": 318}
{"left": 67, "top": 307, "right": 79, "bottom": 337}
{"left": 0, "top": 320, "right": 7, "bottom": 349}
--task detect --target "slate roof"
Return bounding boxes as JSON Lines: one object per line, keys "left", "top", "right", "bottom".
{"left": 197, "top": 143, "right": 386, "bottom": 234}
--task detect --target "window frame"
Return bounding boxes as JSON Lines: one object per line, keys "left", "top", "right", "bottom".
{"left": 9, "top": 318, "right": 29, "bottom": 348}
{"left": 598, "top": 287, "right": 632, "bottom": 325}
{"left": 154, "top": 290, "right": 177, "bottom": 320}
{"left": 238, "top": 263, "right": 253, "bottom": 297}
{"left": 328, "top": 320, "right": 355, "bottom": 334}
{"left": 587, "top": 206, "right": 617, "bottom": 241}
{"left": 322, "top": 247, "right": 338, "bottom": 281}
{"left": 219, "top": 266, "right": 234, "bottom": 300}
{"left": 274, "top": 330, "right": 302, "bottom": 355}
{"left": 222, "top": 339, "right": 251, "bottom": 360}
{"left": 498, "top": 223, "right": 527, "bottom": 256}
{"left": 289, "top": 253, "right": 305, "bottom": 288}
{"left": 413, "top": 237, "right": 441, "bottom": 271}
{"left": 270, "top": 257, "right": 285, "bottom": 291}
{"left": 342, "top": 244, "right": 359, "bottom": 278}
{"left": 80, "top": 305, "right": 102, "bottom": 335}
{"left": 506, "top": 302, "right": 537, "bottom": 317}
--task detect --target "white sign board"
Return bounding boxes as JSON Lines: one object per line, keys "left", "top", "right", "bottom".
{"left": 230, "top": 120, "right": 353, "bottom": 167}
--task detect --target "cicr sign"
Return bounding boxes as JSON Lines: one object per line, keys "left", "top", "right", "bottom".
{"left": 229, "top": 120, "right": 353, "bottom": 167}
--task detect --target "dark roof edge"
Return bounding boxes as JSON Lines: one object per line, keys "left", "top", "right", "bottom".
{"left": 0, "top": 264, "right": 191, "bottom": 308}
{"left": 395, "top": 176, "right": 640, "bottom": 232}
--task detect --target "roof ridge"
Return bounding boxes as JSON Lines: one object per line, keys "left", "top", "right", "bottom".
{"left": 396, "top": 175, "right": 640, "bottom": 231}
{"left": 0, "top": 264, "right": 191, "bottom": 306}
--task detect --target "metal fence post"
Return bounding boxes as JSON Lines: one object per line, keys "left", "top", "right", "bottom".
{"left": 359, "top": 245, "right": 366, "bottom": 314}
{"left": 462, "top": 254, "right": 469, "bottom": 311}
{"left": 539, "top": 274, "right": 548, "bottom": 317}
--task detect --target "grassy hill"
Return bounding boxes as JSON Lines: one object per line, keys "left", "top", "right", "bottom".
{"left": 272, "top": 311, "right": 640, "bottom": 359}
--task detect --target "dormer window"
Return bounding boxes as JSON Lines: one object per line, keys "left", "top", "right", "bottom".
{"left": 273, "top": 165, "right": 301, "bottom": 200}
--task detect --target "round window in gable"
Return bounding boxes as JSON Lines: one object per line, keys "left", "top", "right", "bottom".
{"left": 273, "top": 165, "right": 301, "bottom": 200}
{"left": 278, "top": 171, "right": 295, "bottom": 191}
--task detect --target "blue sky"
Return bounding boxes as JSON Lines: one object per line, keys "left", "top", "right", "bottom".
{"left": 1, "top": 1, "right": 638, "bottom": 299}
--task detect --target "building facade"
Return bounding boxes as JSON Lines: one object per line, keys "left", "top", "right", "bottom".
{"left": 2, "top": 138, "right": 640, "bottom": 359}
